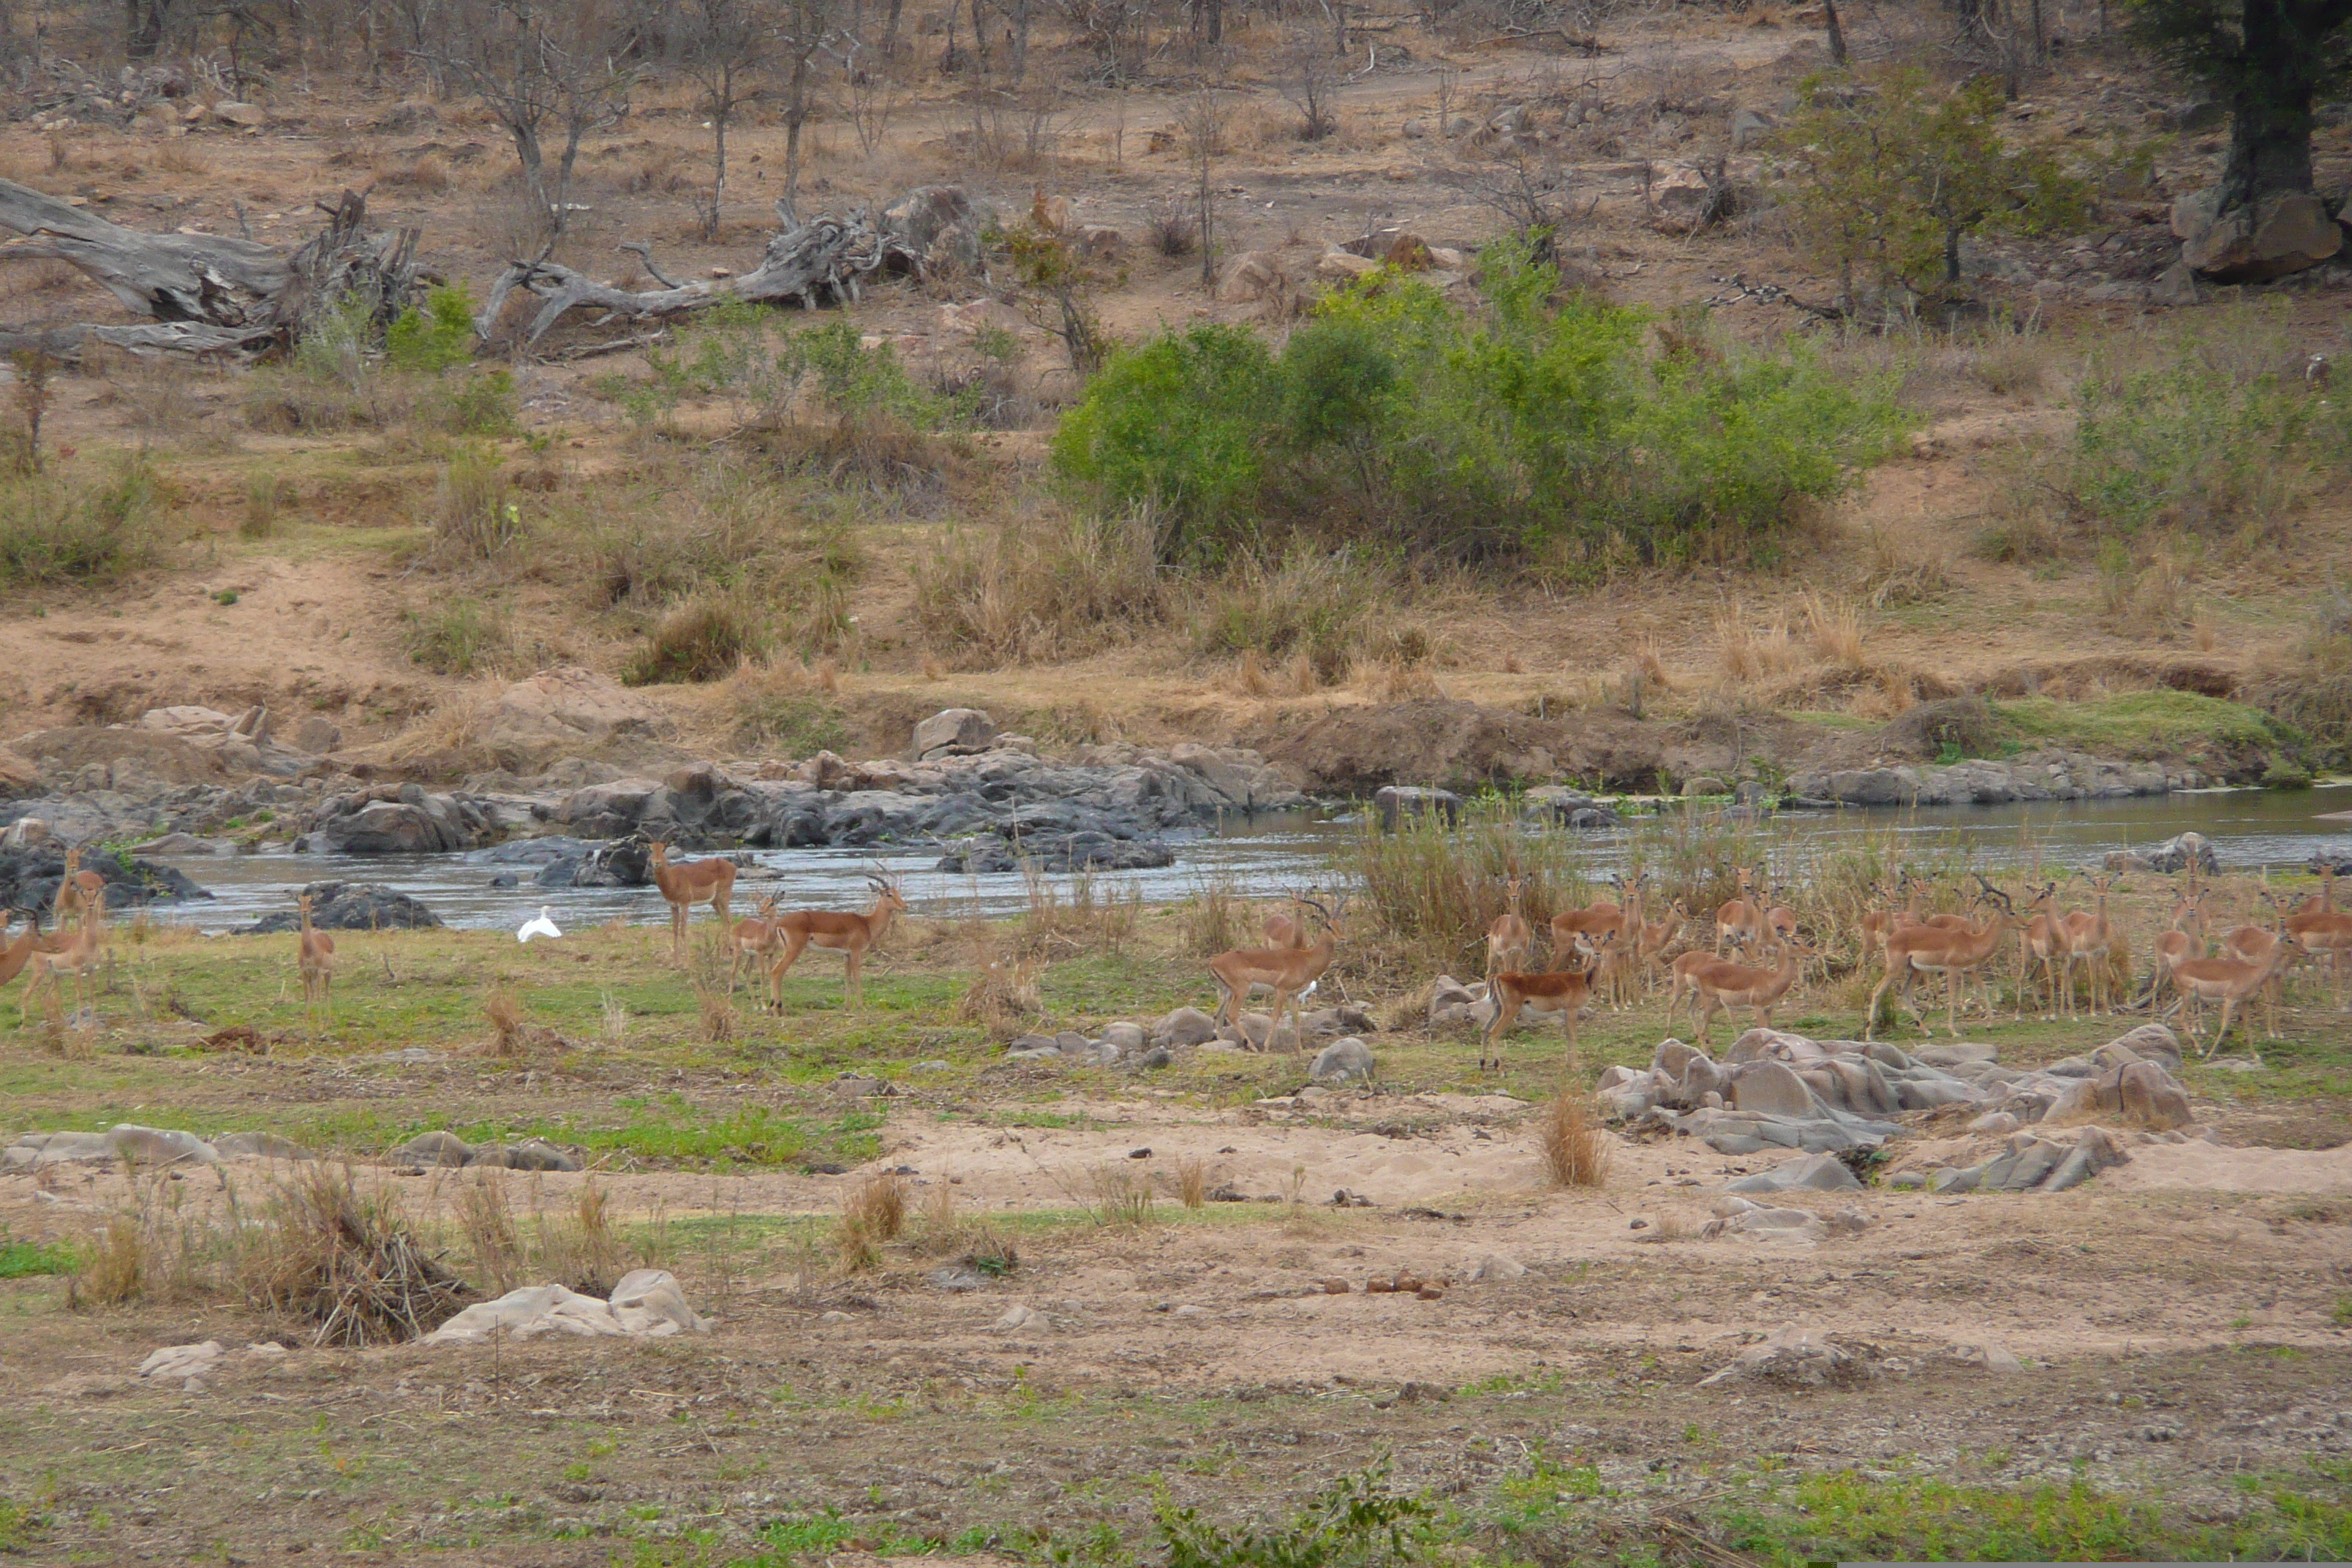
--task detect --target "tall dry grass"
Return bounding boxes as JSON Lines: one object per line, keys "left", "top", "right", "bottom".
{"left": 1539, "top": 1093, "right": 1611, "bottom": 1188}
{"left": 911, "top": 506, "right": 1167, "bottom": 666}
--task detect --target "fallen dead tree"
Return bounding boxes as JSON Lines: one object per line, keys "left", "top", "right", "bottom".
{"left": 475, "top": 187, "right": 994, "bottom": 350}
{"left": 0, "top": 181, "right": 423, "bottom": 361}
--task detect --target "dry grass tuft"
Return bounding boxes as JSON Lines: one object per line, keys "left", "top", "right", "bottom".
{"left": 847, "top": 1171, "right": 908, "bottom": 1241}
{"left": 1172, "top": 1156, "right": 1208, "bottom": 1210}
{"left": 377, "top": 152, "right": 451, "bottom": 192}
{"left": 481, "top": 986, "right": 526, "bottom": 1055}
{"left": 1237, "top": 647, "right": 1273, "bottom": 696}
{"left": 1183, "top": 877, "right": 1245, "bottom": 957}
{"left": 1860, "top": 521, "right": 1952, "bottom": 607}
{"left": 69, "top": 1215, "right": 146, "bottom": 1308}
{"left": 1084, "top": 1164, "right": 1158, "bottom": 1227}
{"left": 1538, "top": 1092, "right": 1612, "bottom": 1188}
{"left": 957, "top": 950, "right": 1043, "bottom": 1039}
{"left": 454, "top": 1175, "right": 524, "bottom": 1295}
{"left": 241, "top": 1165, "right": 472, "bottom": 1346}
{"left": 1803, "top": 590, "right": 1866, "bottom": 668}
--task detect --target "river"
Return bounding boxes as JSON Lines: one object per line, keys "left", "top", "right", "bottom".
{"left": 128, "top": 783, "right": 2352, "bottom": 934}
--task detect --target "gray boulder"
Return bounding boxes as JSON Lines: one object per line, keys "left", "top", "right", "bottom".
{"left": 2108, "top": 832, "right": 2218, "bottom": 875}
{"left": 212, "top": 1131, "right": 315, "bottom": 1161}
{"left": 1724, "top": 1151, "right": 1862, "bottom": 1195}
{"left": 1373, "top": 785, "right": 1462, "bottom": 829}
{"left": 467, "top": 1139, "right": 581, "bottom": 1172}
{"left": 1727, "top": 1060, "right": 1817, "bottom": 1118}
{"left": 237, "top": 882, "right": 442, "bottom": 935}
{"left": 107, "top": 1125, "right": 219, "bottom": 1166}
{"left": 1310, "top": 1037, "right": 1376, "bottom": 1085}
{"left": 1151, "top": 1007, "right": 1219, "bottom": 1047}
{"left": 397, "top": 1131, "right": 473, "bottom": 1166}
{"left": 2184, "top": 192, "right": 2342, "bottom": 281}
{"left": 913, "top": 708, "right": 997, "bottom": 760}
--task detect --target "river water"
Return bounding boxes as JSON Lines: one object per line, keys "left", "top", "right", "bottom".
{"left": 133, "top": 783, "right": 2352, "bottom": 935}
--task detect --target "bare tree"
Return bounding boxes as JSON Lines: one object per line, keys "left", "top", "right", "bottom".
{"left": 1278, "top": 26, "right": 1337, "bottom": 140}
{"left": 1183, "top": 84, "right": 1229, "bottom": 290}
{"left": 1457, "top": 143, "right": 1581, "bottom": 263}
{"left": 430, "top": 0, "right": 636, "bottom": 249}
{"left": 775, "top": 0, "right": 841, "bottom": 216}
{"left": 679, "top": 0, "right": 777, "bottom": 240}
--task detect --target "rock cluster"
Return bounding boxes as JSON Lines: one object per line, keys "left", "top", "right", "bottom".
{"left": 423, "top": 1270, "right": 709, "bottom": 1344}
{"left": 1896, "top": 1125, "right": 2133, "bottom": 1195}
{"left": 0, "top": 845, "right": 211, "bottom": 913}
{"left": 1600, "top": 1025, "right": 2195, "bottom": 1162}
{"left": 1002, "top": 1005, "right": 1375, "bottom": 1071}
{"left": 235, "top": 881, "right": 443, "bottom": 934}
{"left": 304, "top": 783, "right": 501, "bottom": 854}
{"left": 1787, "top": 750, "right": 2201, "bottom": 807}
{"left": 3, "top": 1124, "right": 315, "bottom": 1169}
{"left": 393, "top": 1131, "right": 580, "bottom": 1171}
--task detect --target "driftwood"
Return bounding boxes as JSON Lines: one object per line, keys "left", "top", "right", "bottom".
{"left": 478, "top": 186, "right": 993, "bottom": 350}
{"left": 0, "top": 179, "right": 424, "bottom": 361}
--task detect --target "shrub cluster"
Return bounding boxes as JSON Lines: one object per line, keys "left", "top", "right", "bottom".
{"left": 1051, "top": 240, "right": 1907, "bottom": 574}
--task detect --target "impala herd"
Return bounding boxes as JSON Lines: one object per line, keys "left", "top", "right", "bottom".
{"left": 1, "top": 834, "right": 2347, "bottom": 1063}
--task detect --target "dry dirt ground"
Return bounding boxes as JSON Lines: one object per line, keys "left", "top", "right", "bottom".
{"left": 4, "top": 1066, "right": 2352, "bottom": 1564}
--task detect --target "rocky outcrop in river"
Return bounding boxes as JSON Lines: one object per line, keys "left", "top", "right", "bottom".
{"left": 1785, "top": 750, "right": 2215, "bottom": 808}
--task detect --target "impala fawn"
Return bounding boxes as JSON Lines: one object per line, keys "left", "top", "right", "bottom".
{"left": 647, "top": 839, "right": 738, "bottom": 960}
{"left": 1713, "top": 865, "right": 1765, "bottom": 955}
{"left": 764, "top": 872, "right": 908, "bottom": 1009}
{"left": 1209, "top": 897, "right": 1344, "bottom": 1053}
{"left": 726, "top": 894, "right": 785, "bottom": 1000}
{"left": 295, "top": 892, "right": 335, "bottom": 1028}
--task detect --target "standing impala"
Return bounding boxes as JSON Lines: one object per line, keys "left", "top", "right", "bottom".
{"left": 2056, "top": 872, "right": 2119, "bottom": 1019}
{"left": 25, "top": 887, "right": 106, "bottom": 1023}
{"left": 2280, "top": 873, "right": 2352, "bottom": 993}
{"left": 1482, "top": 943, "right": 1601, "bottom": 1072}
{"left": 1668, "top": 941, "right": 1808, "bottom": 1047}
{"left": 647, "top": 839, "right": 738, "bottom": 960}
{"left": 53, "top": 847, "right": 105, "bottom": 927}
{"left": 1485, "top": 874, "right": 1533, "bottom": 978}
{"left": 1262, "top": 894, "right": 1314, "bottom": 951}
{"left": 1209, "top": 896, "right": 1344, "bottom": 1054}
{"left": 2174, "top": 938, "right": 2298, "bottom": 1055}
{"left": 295, "top": 891, "right": 335, "bottom": 1030}
{"left": 764, "top": 871, "right": 908, "bottom": 1009}
{"left": 1714, "top": 865, "right": 1765, "bottom": 956}
{"left": 2145, "top": 883, "right": 2209, "bottom": 1012}
{"left": 1550, "top": 872, "right": 1639, "bottom": 968}
{"left": 726, "top": 894, "right": 785, "bottom": 999}
{"left": 1866, "top": 887, "right": 2021, "bottom": 1041}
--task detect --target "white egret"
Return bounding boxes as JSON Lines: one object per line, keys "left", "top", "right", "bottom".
{"left": 518, "top": 907, "right": 562, "bottom": 943}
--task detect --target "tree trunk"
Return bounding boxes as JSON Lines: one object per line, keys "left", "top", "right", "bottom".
{"left": 124, "top": 0, "right": 165, "bottom": 58}
{"left": 1824, "top": 0, "right": 1847, "bottom": 64}
{"left": 884, "top": 0, "right": 903, "bottom": 54}
{"left": 1206, "top": 0, "right": 1222, "bottom": 45}
{"left": 2220, "top": 0, "right": 2319, "bottom": 209}
{"left": 0, "top": 181, "right": 423, "bottom": 359}
{"left": 706, "top": 106, "right": 729, "bottom": 240}
{"left": 783, "top": 53, "right": 813, "bottom": 212}
{"left": 1009, "top": 0, "right": 1030, "bottom": 80}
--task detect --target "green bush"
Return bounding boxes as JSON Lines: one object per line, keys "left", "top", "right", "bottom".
{"left": 1052, "top": 241, "right": 1907, "bottom": 570}
{"left": 0, "top": 456, "right": 162, "bottom": 585}
{"left": 431, "top": 443, "right": 525, "bottom": 559}
{"left": 2067, "top": 308, "right": 2351, "bottom": 540}
{"left": 385, "top": 285, "right": 480, "bottom": 372}
{"left": 422, "top": 369, "right": 519, "bottom": 437}
{"left": 1158, "top": 1463, "right": 1431, "bottom": 1568}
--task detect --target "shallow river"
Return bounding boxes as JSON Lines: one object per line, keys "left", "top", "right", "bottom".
{"left": 137, "top": 783, "right": 2352, "bottom": 934}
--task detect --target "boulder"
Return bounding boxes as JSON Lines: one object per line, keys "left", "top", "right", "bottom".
{"left": 0, "top": 845, "right": 212, "bottom": 913}
{"left": 1310, "top": 1036, "right": 1376, "bottom": 1085}
{"left": 107, "top": 1124, "right": 219, "bottom": 1166}
{"left": 424, "top": 1269, "right": 711, "bottom": 1344}
{"left": 1152, "top": 1006, "right": 1220, "bottom": 1047}
{"left": 236, "top": 882, "right": 441, "bottom": 935}
{"left": 1215, "top": 252, "right": 1282, "bottom": 303}
{"left": 397, "top": 1131, "right": 473, "bottom": 1167}
{"left": 2103, "top": 1024, "right": 2184, "bottom": 1073}
{"left": 1465, "top": 1252, "right": 1527, "bottom": 1281}
{"left": 467, "top": 1140, "right": 581, "bottom": 1172}
{"left": 211, "top": 100, "right": 268, "bottom": 127}
{"left": 881, "top": 186, "right": 996, "bottom": 271}
{"left": 2150, "top": 259, "right": 2201, "bottom": 308}
{"left": 1727, "top": 1060, "right": 1817, "bottom": 1118}
{"left": 2169, "top": 187, "right": 2223, "bottom": 241}
{"left": 212, "top": 1131, "right": 315, "bottom": 1161}
{"left": 138, "top": 1341, "right": 225, "bottom": 1382}
{"left": 1697, "top": 1198, "right": 1829, "bottom": 1245}
{"left": 912, "top": 708, "right": 998, "bottom": 760}
{"left": 1373, "top": 785, "right": 1462, "bottom": 829}
{"left": 2184, "top": 192, "right": 2342, "bottom": 282}
{"left": 1319, "top": 249, "right": 1380, "bottom": 282}
{"left": 1730, "top": 107, "right": 1773, "bottom": 148}
{"left": 2109, "top": 832, "right": 2218, "bottom": 875}
{"left": 1648, "top": 166, "right": 1717, "bottom": 233}
{"left": 1723, "top": 1151, "right": 1862, "bottom": 1195}
{"left": 486, "top": 666, "right": 672, "bottom": 765}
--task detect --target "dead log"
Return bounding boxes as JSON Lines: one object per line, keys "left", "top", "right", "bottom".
{"left": 0, "top": 180, "right": 423, "bottom": 360}
{"left": 478, "top": 186, "right": 995, "bottom": 350}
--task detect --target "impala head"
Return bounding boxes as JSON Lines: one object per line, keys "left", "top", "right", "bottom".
{"left": 296, "top": 892, "right": 313, "bottom": 915}
{"left": 647, "top": 838, "right": 672, "bottom": 866}
{"left": 62, "top": 848, "right": 80, "bottom": 872}
{"left": 864, "top": 867, "right": 908, "bottom": 916}
{"left": 1300, "top": 894, "right": 1346, "bottom": 938}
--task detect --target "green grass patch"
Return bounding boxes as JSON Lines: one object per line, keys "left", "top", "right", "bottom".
{"left": 0, "top": 1233, "right": 78, "bottom": 1278}
{"left": 1991, "top": 691, "right": 2290, "bottom": 758}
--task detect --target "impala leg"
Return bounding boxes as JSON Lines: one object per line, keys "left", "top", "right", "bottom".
{"left": 767, "top": 932, "right": 809, "bottom": 1011}
{"left": 846, "top": 945, "right": 864, "bottom": 1007}
{"left": 1863, "top": 970, "right": 1894, "bottom": 1044}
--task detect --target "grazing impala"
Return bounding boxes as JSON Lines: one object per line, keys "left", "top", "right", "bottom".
{"left": 1866, "top": 887, "right": 2021, "bottom": 1041}
{"left": 2174, "top": 938, "right": 2297, "bottom": 1055}
{"left": 2280, "top": 872, "right": 2352, "bottom": 993}
{"left": 1550, "top": 873, "right": 1637, "bottom": 968}
{"left": 1668, "top": 941, "right": 1806, "bottom": 1047}
{"left": 1482, "top": 942, "right": 1602, "bottom": 1072}
{"left": 1209, "top": 897, "right": 1344, "bottom": 1054}
{"left": 764, "top": 871, "right": 908, "bottom": 1009}
{"left": 647, "top": 839, "right": 738, "bottom": 959}
{"left": 295, "top": 891, "right": 335, "bottom": 1029}
{"left": 1713, "top": 865, "right": 1765, "bottom": 956}
{"left": 1485, "top": 874, "right": 1533, "bottom": 978}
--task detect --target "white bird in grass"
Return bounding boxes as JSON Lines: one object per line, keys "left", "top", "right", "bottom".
{"left": 517, "top": 906, "right": 562, "bottom": 943}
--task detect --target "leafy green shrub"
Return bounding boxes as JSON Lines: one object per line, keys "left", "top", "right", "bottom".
{"left": 403, "top": 597, "right": 512, "bottom": 676}
{"left": 1779, "top": 68, "right": 2092, "bottom": 310}
{"left": 625, "top": 593, "right": 768, "bottom": 685}
{"left": 1053, "top": 241, "right": 1907, "bottom": 570}
{"left": 422, "top": 369, "right": 519, "bottom": 437}
{"left": 385, "top": 285, "right": 480, "bottom": 372}
{"left": 0, "top": 456, "right": 162, "bottom": 585}
{"left": 2065, "top": 308, "right": 2349, "bottom": 541}
{"left": 1158, "top": 1463, "right": 1431, "bottom": 1568}
{"left": 0, "top": 1232, "right": 77, "bottom": 1278}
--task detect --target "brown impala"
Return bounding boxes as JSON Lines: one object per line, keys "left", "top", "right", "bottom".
{"left": 764, "top": 871, "right": 908, "bottom": 1009}
{"left": 1208, "top": 896, "right": 1344, "bottom": 1054}
{"left": 647, "top": 838, "right": 739, "bottom": 960}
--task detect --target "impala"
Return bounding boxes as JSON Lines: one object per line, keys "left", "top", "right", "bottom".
{"left": 1262, "top": 894, "right": 1313, "bottom": 951}
{"left": 1482, "top": 943, "right": 1600, "bottom": 1072}
{"left": 25, "top": 888, "right": 106, "bottom": 1023}
{"left": 2174, "top": 938, "right": 2298, "bottom": 1055}
{"left": 2014, "top": 881, "right": 2068, "bottom": 1020}
{"left": 647, "top": 839, "right": 739, "bottom": 959}
{"left": 1713, "top": 865, "right": 1765, "bottom": 956}
{"left": 53, "top": 847, "right": 105, "bottom": 926}
{"left": 1631, "top": 900, "right": 1689, "bottom": 997}
{"left": 2056, "top": 872, "right": 2119, "bottom": 1019}
{"left": 1866, "top": 889, "right": 2021, "bottom": 1041}
{"left": 726, "top": 894, "right": 786, "bottom": 999}
{"left": 764, "top": 871, "right": 908, "bottom": 1009}
{"left": 1209, "top": 896, "right": 1344, "bottom": 1054}
{"left": 295, "top": 892, "right": 335, "bottom": 1029}
{"left": 1550, "top": 873, "right": 1637, "bottom": 966}
{"left": 2146, "top": 884, "right": 2209, "bottom": 1011}
{"left": 1669, "top": 942, "right": 1806, "bottom": 1047}
{"left": 1485, "top": 874, "right": 1533, "bottom": 978}
{"left": 2280, "top": 875, "right": 2352, "bottom": 992}
{"left": 0, "top": 914, "right": 39, "bottom": 992}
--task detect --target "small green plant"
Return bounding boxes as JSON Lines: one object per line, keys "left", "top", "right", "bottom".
{"left": 385, "top": 284, "right": 480, "bottom": 373}
{"left": 0, "top": 1232, "right": 77, "bottom": 1278}
{"left": 431, "top": 443, "right": 524, "bottom": 559}
{"left": 0, "top": 455, "right": 162, "bottom": 585}
{"left": 1157, "top": 1461, "right": 1432, "bottom": 1568}
{"left": 424, "top": 369, "right": 519, "bottom": 437}
{"left": 213, "top": 588, "right": 238, "bottom": 606}
{"left": 403, "top": 598, "right": 512, "bottom": 676}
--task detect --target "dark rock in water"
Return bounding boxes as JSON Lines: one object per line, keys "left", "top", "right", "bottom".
{"left": 489, "top": 872, "right": 519, "bottom": 889}
{"left": 0, "top": 847, "right": 212, "bottom": 917}
{"left": 936, "top": 831, "right": 1175, "bottom": 875}
{"left": 236, "top": 881, "right": 443, "bottom": 934}
{"left": 303, "top": 783, "right": 497, "bottom": 855}
{"left": 539, "top": 837, "right": 654, "bottom": 889}
{"left": 2312, "top": 848, "right": 2352, "bottom": 878}
{"left": 2108, "top": 831, "right": 2220, "bottom": 875}
{"left": 474, "top": 837, "right": 600, "bottom": 867}
{"left": 1374, "top": 785, "right": 1462, "bottom": 829}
